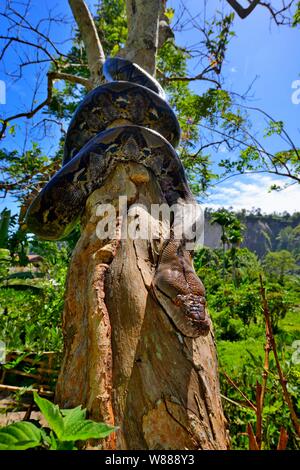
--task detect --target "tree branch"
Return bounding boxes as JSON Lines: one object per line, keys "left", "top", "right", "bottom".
{"left": 157, "top": 69, "right": 221, "bottom": 88}
{"left": 221, "top": 370, "right": 257, "bottom": 412}
{"left": 226, "top": 0, "right": 261, "bottom": 19}
{"left": 226, "top": 0, "right": 296, "bottom": 24}
{"left": 259, "top": 1, "right": 295, "bottom": 25}
{"left": 51, "top": 71, "right": 92, "bottom": 89}
{"left": 68, "top": 0, "right": 105, "bottom": 86}
{"left": 0, "top": 35, "right": 58, "bottom": 65}
{"left": 0, "top": 71, "right": 91, "bottom": 140}
{"left": 0, "top": 8, "right": 67, "bottom": 58}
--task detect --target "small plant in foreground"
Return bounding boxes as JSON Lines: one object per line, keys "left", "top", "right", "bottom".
{"left": 0, "top": 392, "right": 115, "bottom": 450}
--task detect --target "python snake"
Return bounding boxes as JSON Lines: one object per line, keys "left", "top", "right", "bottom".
{"left": 25, "top": 57, "right": 210, "bottom": 337}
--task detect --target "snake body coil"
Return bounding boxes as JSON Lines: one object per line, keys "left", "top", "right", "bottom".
{"left": 25, "top": 57, "right": 210, "bottom": 337}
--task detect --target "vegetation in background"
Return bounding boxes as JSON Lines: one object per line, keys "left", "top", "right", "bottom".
{"left": 194, "top": 209, "right": 300, "bottom": 449}
{"left": 0, "top": 214, "right": 71, "bottom": 352}
{"left": 1, "top": 206, "right": 299, "bottom": 449}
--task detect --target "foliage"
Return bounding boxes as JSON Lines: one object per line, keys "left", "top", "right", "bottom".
{"left": 229, "top": 248, "right": 262, "bottom": 282}
{"left": 263, "top": 250, "right": 298, "bottom": 284}
{"left": 0, "top": 392, "right": 115, "bottom": 450}
{"left": 293, "top": 2, "right": 300, "bottom": 25}
{"left": 277, "top": 225, "right": 300, "bottom": 258}
{"left": 265, "top": 282, "right": 294, "bottom": 331}
{"left": 218, "top": 112, "right": 300, "bottom": 189}
{"left": 0, "top": 421, "right": 43, "bottom": 451}
{"left": 209, "top": 283, "right": 262, "bottom": 338}
{"left": 194, "top": 225, "right": 300, "bottom": 449}
{"left": 0, "top": 209, "right": 12, "bottom": 279}
{"left": 0, "top": 208, "right": 10, "bottom": 248}
{"left": 0, "top": 233, "right": 70, "bottom": 352}
{"left": 0, "top": 286, "right": 64, "bottom": 352}
{"left": 210, "top": 209, "right": 245, "bottom": 249}
{"left": 0, "top": 145, "right": 61, "bottom": 202}
{"left": 195, "top": 244, "right": 296, "bottom": 337}
{"left": 219, "top": 341, "right": 300, "bottom": 450}
{"left": 96, "top": 0, "right": 127, "bottom": 56}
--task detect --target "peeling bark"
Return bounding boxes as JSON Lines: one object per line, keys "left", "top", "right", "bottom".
{"left": 58, "top": 0, "right": 229, "bottom": 450}
{"left": 56, "top": 163, "right": 229, "bottom": 450}
{"left": 119, "top": 0, "right": 162, "bottom": 75}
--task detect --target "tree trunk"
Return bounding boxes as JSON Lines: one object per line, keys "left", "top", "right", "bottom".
{"left": 119, "top": 0, "right": 163, "bottom": 75}
{"left": 55, "top": 162, "right": 229, "bottom": 449}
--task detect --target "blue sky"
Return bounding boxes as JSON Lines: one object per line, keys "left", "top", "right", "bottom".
{"left": 169, "top": 0, "right": 300, "bottom": 213}
{"left": 0, "top": 0, "right": 300, "bottom": 215}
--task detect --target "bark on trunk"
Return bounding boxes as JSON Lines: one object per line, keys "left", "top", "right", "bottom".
{"left": 119, "top": 0, "right": 163, "bottom": 75}
{"left": 57, "top": 0, "right": 229, "bottom": 450}
{"left": 55, "top": 163, "right": 229, "bottom": 449}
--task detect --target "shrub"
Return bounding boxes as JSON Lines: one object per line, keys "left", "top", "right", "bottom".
{"left": 0, "top": 392, "right": 115, "bottom": 450}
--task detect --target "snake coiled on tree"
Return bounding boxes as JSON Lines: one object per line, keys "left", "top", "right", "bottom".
{"left": 25, "top": 57, "right": 210, "bottom": 338}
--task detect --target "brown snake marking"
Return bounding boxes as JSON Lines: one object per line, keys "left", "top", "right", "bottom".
{"left": 25, "top": 57, "right": 210, "bottom": 337}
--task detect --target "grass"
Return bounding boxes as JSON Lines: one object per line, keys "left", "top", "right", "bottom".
{"left": 217, "top": 308, "right": 300, "bottom": 450}
{"left": 279, "top": 308, "right": 300, "bottom": 335}
{"left": 217, "top": 308, "right": 300, "bottom": 375}
{"left": 217, "top": 336, "right": 264, "bottom": 374}
{"left": 0, "top": 287, "right": 63, "bottom": 352}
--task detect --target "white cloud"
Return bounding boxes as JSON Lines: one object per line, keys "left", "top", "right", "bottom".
{"left": 204, "top": 175, "right": 300, "bottom": 214}
{"left": 230, "top": 66, "right": 237, "bottom": 73}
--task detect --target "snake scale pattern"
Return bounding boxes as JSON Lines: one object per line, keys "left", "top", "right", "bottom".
{"left": 25, "top": 57, "right": 210, "bottom": 337}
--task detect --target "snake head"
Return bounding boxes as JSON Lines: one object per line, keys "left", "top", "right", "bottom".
{"left": 173, "top": 293, "right": 210, "bottom": 336}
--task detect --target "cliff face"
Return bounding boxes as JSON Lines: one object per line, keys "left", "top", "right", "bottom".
{"left": 204, "top": 212, "right": 300, "bottom": 258}
{"left": 203, "top": 217, "right": 222, "bottom": 250}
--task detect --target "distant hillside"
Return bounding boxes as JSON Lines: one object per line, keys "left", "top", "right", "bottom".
{"left": 204, "top": 210, "right": 300, "bottom": 258}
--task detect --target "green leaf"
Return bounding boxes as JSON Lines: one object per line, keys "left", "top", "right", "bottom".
{"left": 48, "top": 431, "right": 76, "bottom": 450}
{"left": 264, "top": 120, "right": 284, "bottom": 137}
{"left": 62, "top": 418, "right": 116, "bottom": 442}
{"left": 56, "top": 441, "right": 77, "bottom": 450}
{"left": 33, "top": 393, "right": 115, "bottom": 444}
{"left": 8, "top": 125, "right": 16, "bottom": 136}
{"left": 165, "top": 8, "right": 175, "bottom": 21}
{"left": 61, "top": 405, "right": 86, "bottom": 427}
{"left": 60, "top": 404, "right": 115, "bottom": 441}
{"left": 33, "top": 392, "right": 64, "bottom": 440}
{"left": 0, "top": 421, "right": 42, "bottom": 450}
